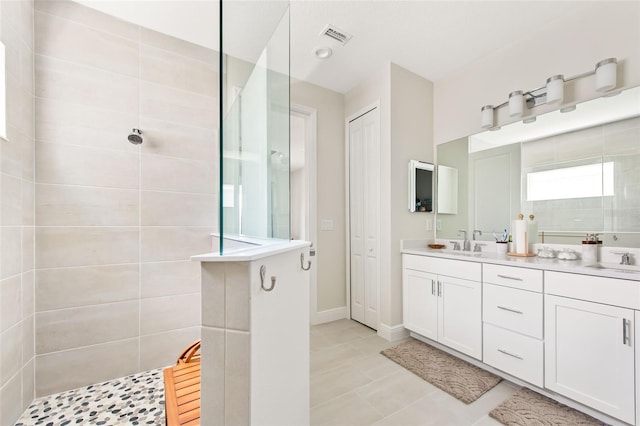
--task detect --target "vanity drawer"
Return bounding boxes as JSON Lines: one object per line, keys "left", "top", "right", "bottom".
{"left": 545, "top": 271, "right": 640, "bottom": 310}
{"left": 483, "top": 264, "right": 543, "bottom": 292}
{"left": 483, "top": 323, "right": 543, "bottom": 387}
{"left": 403, "top": 254, "right": 481, "bottom": 281}
{"left": 483, "top": 283, "right": 543, "bottom": 339}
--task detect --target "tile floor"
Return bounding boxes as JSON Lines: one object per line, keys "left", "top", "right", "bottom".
{"left": 310, "top": 319, "right": 519, "bottom": 426}
{"left": 15, "top": 319, "right": 518, "bottom": 426}
{"left": 14, "top": 369, "right": 165, "bottom": 425}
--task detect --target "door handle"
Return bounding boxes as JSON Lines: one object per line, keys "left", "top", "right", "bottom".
{"left": 497, "top": 274, "right": 523, "bottom": 281}
{"left": 431, "top": 280, "right": 435, "bottom": 296}
{"left": 498, "top": 348, "right": 524, "bottom": 360}
{"left": 623, "top": 318, "right": 631, "bottom": 345}
{"left": 497, "top": 305, "right": 523, "bottom": 315}
{"left": 437, "top": 281, "right": 442, "bottom": 297}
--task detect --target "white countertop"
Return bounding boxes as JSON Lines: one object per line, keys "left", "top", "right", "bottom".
{"left": 192, "top": 239, "right": 310, "bottom": 262}
{"left": 402, "top": 246, "right": 640, "bottom": 281}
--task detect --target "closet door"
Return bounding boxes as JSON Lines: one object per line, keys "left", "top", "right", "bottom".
{"left": 349, "top": 108, "right": 379, "bottom": 330}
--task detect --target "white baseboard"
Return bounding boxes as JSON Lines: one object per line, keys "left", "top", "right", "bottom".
{"left": 312, "top": 306, "right": 348, "bottom": 325}
{"left": 377, "top": 323, "right": 410, "bottom": 342}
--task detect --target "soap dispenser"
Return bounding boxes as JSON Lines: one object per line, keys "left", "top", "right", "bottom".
{"left": 581, "top": 233, "right": 600, "bottom": 264}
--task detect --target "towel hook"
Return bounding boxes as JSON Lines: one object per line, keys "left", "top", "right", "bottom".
{"left": 300, "top": 253, "right": 311, "bottom": 271}
{"left": 260, "top": 265, "right": 276, "bottom": 292}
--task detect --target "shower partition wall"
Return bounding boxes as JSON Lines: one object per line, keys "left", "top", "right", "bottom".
{"left": 220, "top": 2, "right": 290, "bottom": 252}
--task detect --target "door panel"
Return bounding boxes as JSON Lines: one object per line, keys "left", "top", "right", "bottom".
{"left": 545, "top": 295, "right": 635, "bottom": 424}
{"left": 349, "top": 108, "right": 379, "bottom": 329}
{"left": 438, "top": 276, "right": 482, "bottom": 359}
{"left": 402, "top": 269, "right": 438, "bottom": 340}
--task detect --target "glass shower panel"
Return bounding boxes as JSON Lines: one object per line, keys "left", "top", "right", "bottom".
{"left": 220, "top": 1, "right": 290, "bottom": 253}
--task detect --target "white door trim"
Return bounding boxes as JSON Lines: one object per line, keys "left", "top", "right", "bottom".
{"left": 291, "top": 103, "right": 319, "bottom": 325}
{"left": 345, "top": 101, "right": 381, "bottom": 329}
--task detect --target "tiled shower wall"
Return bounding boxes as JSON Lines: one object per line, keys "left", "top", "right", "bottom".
{"left": 33, "top": 0, "right": 217, "bottom": 396}
{"left": 0, "top": 0, "right": 36, "bottom": 424}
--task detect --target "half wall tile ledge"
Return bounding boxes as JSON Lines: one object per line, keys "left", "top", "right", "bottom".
{"left": 191, "top": 238, "right": 310, "bottom": 262}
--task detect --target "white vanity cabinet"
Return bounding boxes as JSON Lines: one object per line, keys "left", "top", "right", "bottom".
{"left": 545, "top": 271, "right": 638, "bottom": 425}
{"left": 482, "top": 264, "right": 544, "bottom": 387}
{"left": 402, "top": 254, "right": 482, "bottom": 359}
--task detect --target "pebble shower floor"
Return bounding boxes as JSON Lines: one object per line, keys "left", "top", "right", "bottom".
{"left": 15, "top": 369, "right": 166, "bottom": 425}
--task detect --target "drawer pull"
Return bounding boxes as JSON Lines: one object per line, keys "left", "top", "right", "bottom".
{"left": 497, "top": 274, "right": 523, "bottom": 281}
{"left": 497, "top": 305, "right": 523, "bottom": 315}
{"left": 497, "top": 348, "right": 524, "bottom": 360}
{"left": 623, "top": 318, "right": 630, "bottom": 345}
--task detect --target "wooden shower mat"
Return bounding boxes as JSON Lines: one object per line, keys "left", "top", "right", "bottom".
{"left": 164, "top": 340, "right": 201, "bottom": 425}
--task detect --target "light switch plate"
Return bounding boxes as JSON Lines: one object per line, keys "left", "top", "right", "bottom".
{"left": 320, "top": 219, "right": 334, "bottom": 231}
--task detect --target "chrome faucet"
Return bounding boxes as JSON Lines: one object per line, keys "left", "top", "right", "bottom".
{"left": 449, "top": 241, "right": 461, "bottom": 251}
{"left": 621, "top": 253, "right": 632, "bottom": 265}
{"left": 458, "top": 229, "right": 471, "bottom": 251}
{"left": 473, "top": 243, "right": 486, "bottom": 253}
{"left": 473, "top": 230, "right": 482, "bottom": 240}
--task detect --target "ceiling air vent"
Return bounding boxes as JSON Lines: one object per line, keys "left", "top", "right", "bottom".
{"left": 320, "top": 24, "right": 353, "bottom": 46}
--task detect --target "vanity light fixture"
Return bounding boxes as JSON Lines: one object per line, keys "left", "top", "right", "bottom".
{"left": 480, "top": 57, "right": 618, "bottom": 130}
{"left": 481, "top": 105, "right": 494, "bottom": 128}
{"left": 546, "top": 75, "right": 564, "bottom": 104}
{"left": 595, "top": 58, "right": 617, "bottom": 92}
{"left": 508, "top": 91, "right": 523, "bottom": 117}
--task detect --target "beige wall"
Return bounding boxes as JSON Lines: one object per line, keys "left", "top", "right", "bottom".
{"left": 389, "top": 64, "right": 434, "bottom": 326}
{"left": 434, "top": 2, "right": 640, "bottom": 145}
{"left": 0, "top": 0, "right": 36, "bottom": 423}
{"left": 345, "top": 64, "right": 434, "bottom": 330}
{"left": 291, "top": 78, "right": 346, "bottom": 313}
{"left": 33, "top": 0, "right": 215, "bottom": 396}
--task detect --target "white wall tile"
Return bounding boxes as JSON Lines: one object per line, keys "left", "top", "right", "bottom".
{"left": 35, "top": 97, "right": 139, "bottom": 153}
{"left": 139, "top": 326, "right": 200, "bottom": 371}
{"left": 140, "top": 81, "right": 217, "bottom": 129}
{"left": 36, "top": 301, "right": 139, "bottom": 354}
{"left": 141, "top": 154, "right": 215, "bottom": 194}
{"left": 36, "top": 264, "right": 139, "bottom": 311}
{"left": 139, "top": 117, "right": 217, "bottom": 163}
{"left": 0, "top": 368, "right": 23, "bottom": 426}
{"left": 141, "top": 191, "right": 215, "bottom": 226}
{"left": 140, "top": 293, "right": 200, "bottom": 335}
{"left": 36, "top": 142, "right": 140, "bottom": 189}
{"left": 1, "top": 174, "right": 22, "bottom": 226}
{"left": 34, "top": 0, "right": 139, "bottom": 41}
{"left": 1, "top": 275, "right": 22, "bottom": 333}
{"left": 140, "top": 44, "right": 216, "bottom": 97}
{"left": 34, "top": 10, "right": 139, "bottom": 77}
{"left": 35, "top": 337, "right": 140, "bottom": 397}
{"left": 36, "top": 184, "right": 139, "bottom": 226}
{"left": 35, "top": 54, "right": 139, "bottom": 112}
{"left": 35, "top": 227, "right": 139, "bottom": 268}
{"left": 140, "top": 260, "right": 200, "bottom": 299}
{"left": 140, "top": 226, "right": 213, "bottom": 262}
{"left": 1, "top": 322, "right": 23, "bottom": 387}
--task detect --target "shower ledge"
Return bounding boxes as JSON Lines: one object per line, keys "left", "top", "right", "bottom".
{"left": 191, "top": 238, "right": 309, "bottom": 262}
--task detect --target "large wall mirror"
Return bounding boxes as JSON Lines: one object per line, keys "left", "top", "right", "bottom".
{"left": 436, "top": 85, "right": 640, "bottom": 248}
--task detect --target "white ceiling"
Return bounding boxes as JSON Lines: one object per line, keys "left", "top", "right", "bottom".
{"left": 77, "top": 0, "right": 603, "bottom": 94}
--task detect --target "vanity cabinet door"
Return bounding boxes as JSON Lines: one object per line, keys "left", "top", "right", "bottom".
{"left": 402, "top": 268, "right": 438, "bottom": 341}
{"left": 545, "top": 295, "right": 635, "bottom": 424}
{"left": 438, "top": 276, "right": 482, "bottom": 360}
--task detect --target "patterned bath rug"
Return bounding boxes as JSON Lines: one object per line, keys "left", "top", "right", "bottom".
{"left": 489, "top": 387, "right": 609, "bottom": 426}
{"left": 15, "top": 368, "right": 165, "bottom": 425}
{"left": 381, "top": 338, "right": 502, "bottom": 404}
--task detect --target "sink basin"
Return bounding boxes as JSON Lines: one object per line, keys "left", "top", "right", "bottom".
{"left": 439, "top": 250, "right": 482, "bottom": 257}
{"left": 584, "top": 262, "right": 640, "bottom": 274}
